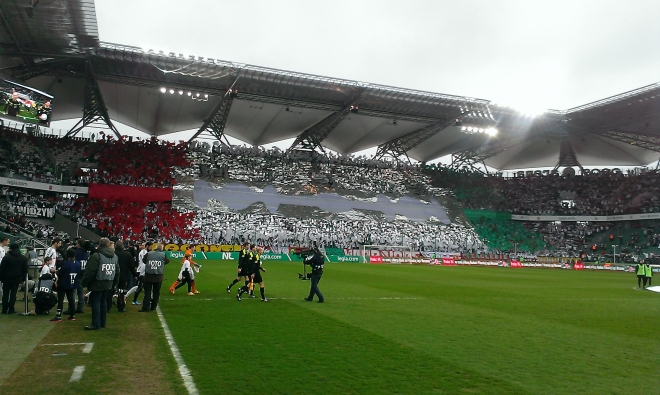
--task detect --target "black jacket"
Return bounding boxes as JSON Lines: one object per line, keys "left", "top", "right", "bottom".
{"left": 306, "top": 253, "right": 324, "bottom": 274}
{"left": 0, "top": 249, "right": 29, "bottom": 284}
{"left": 81, "top": 247, "right": 120, "bottom": 292}
{"left": 115, "top": 247, "right": 138, "bottom": 282}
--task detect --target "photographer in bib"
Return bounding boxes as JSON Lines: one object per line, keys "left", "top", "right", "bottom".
{"left": 81, "top": 238, "right": 119, "bottom": 330}
{"left": 139, "top": 243, "right": 169, "bottom": 312}
{"left": 304, "top": 248, "right": 325, "bottom": 303}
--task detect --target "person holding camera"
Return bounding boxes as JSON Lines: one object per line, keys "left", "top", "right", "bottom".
{"left": 304, "top": 248, "right": 325, "bottom": 303}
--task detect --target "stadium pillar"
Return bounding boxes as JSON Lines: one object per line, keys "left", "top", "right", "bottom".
{"left": 188, "top": 86, "right": 237, "bottom": 144}
{"left": 66, "top": 60, "right": 120, "bottom": 139}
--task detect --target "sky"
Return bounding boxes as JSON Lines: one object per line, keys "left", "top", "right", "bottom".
{"left": 53, "top": 0, "right": 660, "bottom": 156}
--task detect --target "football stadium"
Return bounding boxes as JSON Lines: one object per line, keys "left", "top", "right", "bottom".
{"left": 0, "top": 1, "right": 659, "bottom": 394}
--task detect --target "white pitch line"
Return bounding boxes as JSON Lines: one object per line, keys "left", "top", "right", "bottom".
{"left": 156, "top": 306, "right": 199, "bottom": 395}
{"left": 82, "top": 343, "right": 94, "bottom": 353}
{"left": 41, "top": 342, "right": 94, "bottom": 353}
{"left": 70, "top": 365, "right": 85, "bottom": 382}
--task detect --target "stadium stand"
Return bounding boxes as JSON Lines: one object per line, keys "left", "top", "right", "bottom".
{"left": 5, "top": 123, "right": 660, "bottom": 259}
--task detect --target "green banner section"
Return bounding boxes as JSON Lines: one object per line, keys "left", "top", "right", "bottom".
{"left": 326, "top": 255, "right": 361, "bottom": 263}
{"left": 165, "top": 251, "right": 238, "bottom": 260}
{"left": 165, "top": 251, "right": 293, "bottom": 261}
{"left": 164, "top": 251, "right": 361, "bottom": 263}
{"left": 462, "top": 209, "right": 512, "bottom": 222}
{"left": 260, "top": 253, "right": 291, "bottom": 261}
{"left": 324, "top": 247, "right": 345, "bottom": 256}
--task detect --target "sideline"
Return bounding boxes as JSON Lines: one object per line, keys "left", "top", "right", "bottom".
{"left": 156, "top": 306, "right": 199, "bottom": 395}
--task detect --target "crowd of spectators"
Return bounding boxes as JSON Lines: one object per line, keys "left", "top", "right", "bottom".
{"left": 73, "top": 199, "right": 196, "bottom": 242}
{"left": 424, "top": 164, "right": 660, "bottom": 216}
{"left": 0, "top": 126, "right": 97, "bottom": 186}
{"left": 192, "top": 207, "right": 483, "bottom": 253}
{"left": 84, "top": 134, "right": 188, "bottom": 187}
{"left": 177, "top": 142, "right": 482, "bottom": 253}
{"left": 180, "top": 142, "right": 435, "bottom": 197}
{"left": 0, "top": 186, "right": 72, "bottom": 238}
{"left": 6, "top": 122, "right": 660, "bottom": 258}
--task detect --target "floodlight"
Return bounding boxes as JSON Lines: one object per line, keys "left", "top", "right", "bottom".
{"left": 169, "top": 89, "right": 174, "bottom": 94}
{"left": 179, "top": 90, "right": 183, "bottom": 95}
{"left": 196, "top": 93, "right": 200, "bottom": 97}
{"left": 187, "top": 92, "right": 192, "bottom": 96}
{"left": 160, "top": 87, "right": 166, "bottom": 93}
{"left": 204, "top": 94, "right": 209, "bottom": 98}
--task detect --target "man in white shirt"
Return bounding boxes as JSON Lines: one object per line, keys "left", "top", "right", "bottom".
{"left": 0, "top": 237, "right": 10, "bottom": 302}
{"left": 0, "top": 237, "right": 9, "bottom": 262}
{"left": 44, "top": 238, "right": 62, "bottom": 270}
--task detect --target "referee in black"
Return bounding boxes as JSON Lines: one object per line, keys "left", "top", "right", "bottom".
{"left": 304, "top": 248, "right": 325, "bottom": 303}
{"left": 226, "top": 242, "right": 250, "bottom": 293}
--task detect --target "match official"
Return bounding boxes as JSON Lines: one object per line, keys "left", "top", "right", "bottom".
{"left": 139, "top": 243, "right": 169, "bottom": 312}
{"left": 81, "top": 238, "right": 119, "bottom": 330}
{"left": 304, "top": 248, "right": 325, "bottom": 303}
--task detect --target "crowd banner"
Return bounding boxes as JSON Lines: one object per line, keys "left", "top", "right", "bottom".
{"left": 573, "top": 262, "right": 585, "bottom": 270}
{"left": 89, "top": 184, "right": 172, "bottom": 202}
{"left": 7, "top": 203, "right": 55, "bottom": 218}
{"left": 369, "top": 256, "right": 383, "bottom": 264}
{"left": 442, "top": 258, "right": 456, "bottom": 266}
{"left": 260, "top": 253, "right": 291, "bottom": 261}
{"left": 510, "top": 260, "right": 522, "bottom": 268}
{"left": 0, "top": 176, "right": 89, "bottom": 194}
{"left": 166, "top": 251, "right": 238, "bottom": 260}
{"left": 159, "top": 244, "right": 241, "bottom": 252}
{"left": 165, "top": 251, "right": 293, "bottom": 261}
{"left": 327, "top": 255, "right": 361, "bottom": 263}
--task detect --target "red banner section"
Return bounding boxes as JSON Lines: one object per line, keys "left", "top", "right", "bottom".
{"left": 442, "top": 258, "right": 456, "bottom": 266}
{"left": 573, "top": 262, "right": 584, "bottom": 270}
{"left": 369, "top": 256, "right": 383, "bottom": 264}
{"left": 510, "top": 260, "right": 522, "bottom": 268}
{"left": 88, "top": 184, "right": 172, "bottom": 202}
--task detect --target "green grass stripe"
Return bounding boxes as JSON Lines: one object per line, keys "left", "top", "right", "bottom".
{"left": 157, "top": 261, "right": 660, "bottom": 394}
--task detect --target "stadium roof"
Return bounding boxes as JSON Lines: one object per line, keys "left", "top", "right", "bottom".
{"left": 1, "top": 0, "right": 659, "bottom": 170}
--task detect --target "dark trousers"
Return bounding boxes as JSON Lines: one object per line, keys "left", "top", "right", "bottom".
{"left": 133, "top": 277, "right": 144, "bottom": 302}
{"left": 76, "top": 282, "right": 85, "bottom": 312}
{"left": 308, "top": 273, "right": 324, "bottom": 301}
{"left": 115, "top": 280, "right": 130, "bottom": 311}
{"left": 2, "top": 282, "right": 19, "bottom": 314}
{"left": 638, "top": 275, "right": 647, "bottom": 287}
{"left": 56, "top": 288, "right": 76, "bottom": 316}
{"left": 142, "top": 281, "right": 162, "bottom": 311}
{"left": 175, "top": 272, "right": 192, "bottom": 293}
{"left": 89, "top": 290, "right": 110, "bottom": 328}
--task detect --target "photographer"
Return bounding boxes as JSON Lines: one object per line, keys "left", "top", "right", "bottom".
{"left": 304, "top": 248, "right": 325, "bottom": 303}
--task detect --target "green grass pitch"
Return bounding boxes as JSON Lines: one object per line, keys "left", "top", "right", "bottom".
{"left": 160, "top": 260, "right": 659, "bottom": 395}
